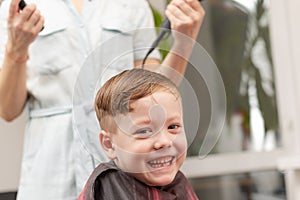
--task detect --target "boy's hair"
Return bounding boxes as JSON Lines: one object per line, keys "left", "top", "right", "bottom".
{"left": 94, "top": 68, "right": 180, "bottom": 132}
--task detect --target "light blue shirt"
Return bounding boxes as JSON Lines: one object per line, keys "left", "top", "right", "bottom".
{"left": 0, "top": 0, "right": 160, "bottom": 199}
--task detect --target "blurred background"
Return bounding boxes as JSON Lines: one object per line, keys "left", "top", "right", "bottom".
{"left": 1, "top": 0, "right": 300, "bottom": 199}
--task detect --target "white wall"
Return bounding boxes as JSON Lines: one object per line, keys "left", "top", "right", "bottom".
{"left": 0, "top": 112, "right": 25, "bottom": 192}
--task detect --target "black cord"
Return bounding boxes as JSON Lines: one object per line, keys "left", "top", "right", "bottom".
{"left": 141, "top": 19, "right": 171, "bottom": 69}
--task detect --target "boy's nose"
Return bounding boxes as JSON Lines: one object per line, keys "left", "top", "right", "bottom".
{"left": 149, "top": 104, "right": 166, "bottom": 131}
{"left": 153, "top": 131, "right": 174, "bottom": 150}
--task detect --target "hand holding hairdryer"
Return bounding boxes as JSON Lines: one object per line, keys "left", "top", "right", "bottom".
{"left": 18, "top": 0, "right": 44, "bottom": 31}
{"left": 142, "top": 0, "right": 204, "bottom": 68}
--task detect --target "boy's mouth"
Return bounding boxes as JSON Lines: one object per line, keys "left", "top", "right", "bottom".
{"left": 147, "top": 156, "right": 175, "bottom": 168}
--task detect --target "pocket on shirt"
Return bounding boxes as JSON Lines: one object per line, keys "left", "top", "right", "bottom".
{"left": 28, "top": 23, "right": 72, "bottom": 75}
{"left": 99, "top": 19, "right": 134, "bottom": 71}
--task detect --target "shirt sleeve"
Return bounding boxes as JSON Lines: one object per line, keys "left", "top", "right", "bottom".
{"left": 132, "top": 0, "right": 161, "bottom": 62}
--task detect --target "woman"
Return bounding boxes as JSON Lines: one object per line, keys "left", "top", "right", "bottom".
{"left": 0, "top": 0, "right": 205, "bottom": 199}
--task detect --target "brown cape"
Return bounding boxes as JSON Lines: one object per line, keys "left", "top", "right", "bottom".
{"left": 78, "top": 161, "right": 198, "bottom": 200}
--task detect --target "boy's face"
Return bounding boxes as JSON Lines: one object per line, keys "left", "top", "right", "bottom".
{"left": 103, "top": 91, "right": 187, "bottom": 186}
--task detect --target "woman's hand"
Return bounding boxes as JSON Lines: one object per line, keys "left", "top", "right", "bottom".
{"left": 165, "top": 0, "right": 205, "bottom": 45}
{"left": 6, "top": 0, "right": 44, "bottom": 63}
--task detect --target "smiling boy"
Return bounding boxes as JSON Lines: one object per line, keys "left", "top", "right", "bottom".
{"left": 79, "top": 69, "right": 198, "bottom": 200}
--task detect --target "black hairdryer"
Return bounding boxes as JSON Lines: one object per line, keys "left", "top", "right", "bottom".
{"left": 18, "top": 0, "right": 27, "bottom": 10}
{"left": 142, "top": 0, "right": 203, "bottom": 68}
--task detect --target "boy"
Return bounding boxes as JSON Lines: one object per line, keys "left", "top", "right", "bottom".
{"left": 79, "top": 69, "right": 198, "bottom": 200}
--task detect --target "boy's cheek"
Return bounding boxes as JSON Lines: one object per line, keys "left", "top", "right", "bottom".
{"left": 114, "top": 146, "right": 148, "bottom": 173}
{"left": 173, "top": 131, "right": 188, "bottom": 155}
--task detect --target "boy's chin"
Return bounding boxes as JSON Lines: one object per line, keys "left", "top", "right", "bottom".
{"left": 132, "top": 172, "right": 177, "bottom": 187}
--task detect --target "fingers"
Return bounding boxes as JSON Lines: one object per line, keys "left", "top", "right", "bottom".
{"left": 21, "top": 6, "right": 44, "bottom": 33}
{"left": 8, "top": 0, "right": 20, "bottom": 19}
{"left": 22, "top": 5, "right": 44, "bottom": 34}
{"left": 6, "top": 2, "right": 44, "bottom": 53}
{"left": 171, "top": 0, "right": 204, "bottom": 15}
{"left": 21, "top": 4, "right": 37, "bottom": 20}
{"left": 184, "top": 0, "right": 205, "bottom": 23}
{"left": 166, "top": 0, "right": 204, "bottom": 25}
{"left": 8, "top": 3, "right": 43, "bottom": 33}
{"left": 166, "top": 5, "right": 189, "bottom": 25}
{"left": 31, "top": 14, "right": 44, "bottom": 33}
{"left": 26, "top": 7, "right": 42, "bottom": 26}
{"left": 168, "top": 0, "right": 195, "bottom": 22}
{"left": 165, "top": 0, "right": 205, "bottom": 39}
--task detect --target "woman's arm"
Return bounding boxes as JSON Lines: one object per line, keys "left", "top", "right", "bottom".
{"left": 0, "top": 0, "right": 44, "bottom": 121}
{"left": 135, "top": 0, "right": 205, "bottom": 85}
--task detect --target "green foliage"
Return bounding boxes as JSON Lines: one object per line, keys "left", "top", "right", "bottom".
{"left": 150, "top": 5, "right": 171, "bottom": 60}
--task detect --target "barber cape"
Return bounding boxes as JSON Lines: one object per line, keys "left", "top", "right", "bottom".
{"left": 78, "top": 161, "right": 199, "bottom": 200}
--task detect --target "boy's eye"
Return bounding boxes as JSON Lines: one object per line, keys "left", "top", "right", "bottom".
{"left": 137, "top": 129, "right": 152, "bottom": 134}
{"left": 168, "top": 124, "right": 179, "bottom": 130}
{"left": 133, "top": 128, "right": 153, "bottom": 138}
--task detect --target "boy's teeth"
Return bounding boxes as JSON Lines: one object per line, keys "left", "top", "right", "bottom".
{"left": 148, "top": 156, "right": 174, "bottom": 168}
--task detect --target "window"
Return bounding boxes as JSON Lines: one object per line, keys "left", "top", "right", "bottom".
{"left": 185, "top": 0, "right": 280, "bottom": 157}
{"left": 166, "top": 0, "right": 300, "bottom": 199}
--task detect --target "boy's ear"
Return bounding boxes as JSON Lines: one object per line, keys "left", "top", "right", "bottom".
{"left": 99, "top": 130, "right": 116, "bottom": 159}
